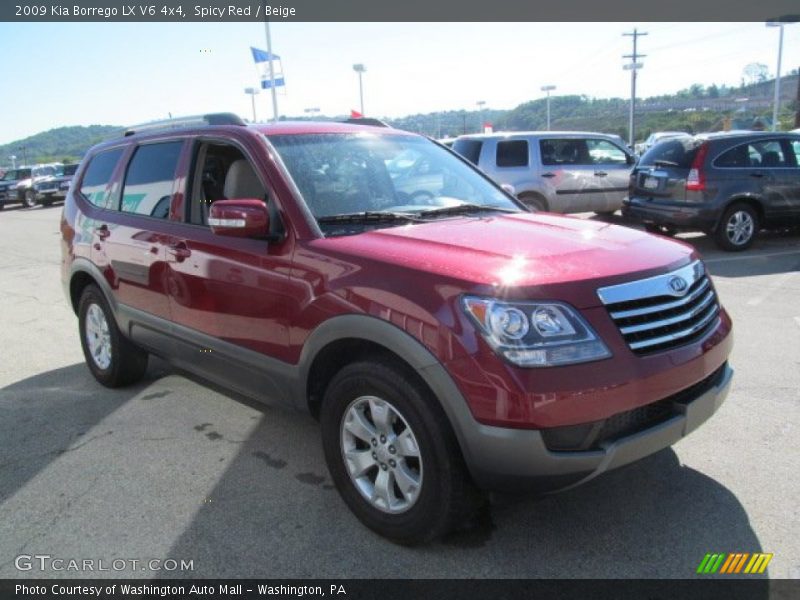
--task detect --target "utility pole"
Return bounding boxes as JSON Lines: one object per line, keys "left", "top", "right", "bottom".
{"left": 623, "top": 28, "right": 647, "bottom": 147}
{"left": 264, "top": 20, "right": 279, "bottom": 122}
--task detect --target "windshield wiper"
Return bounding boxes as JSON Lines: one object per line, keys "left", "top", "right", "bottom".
{"left": 416, "top": 204, "right": 519, "bottom": 218}
{"left": 317, "top": 211, "right": 421, "bottom": 224}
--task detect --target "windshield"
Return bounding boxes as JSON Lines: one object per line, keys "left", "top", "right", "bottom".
{"left": 33, "top": 165, "right": 57, "bottom": 178}
{"left": 1, "top": 170, "right": 19, "bottom": 181}
{"left": 268, "top": 133, "right": 519, "bottom": 233}
{"left": 63, "top": 164, "right": 79, "bottom": 176}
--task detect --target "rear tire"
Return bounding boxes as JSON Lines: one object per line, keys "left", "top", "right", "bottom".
{"left": 714, "top": 203, "right": 758, "bottom": 251}
{"left": 78, "top": 284, "right": 148, "bottom": 387}
{"left": 320, "top": 360, "right": 483, "bottom": 545}
{"left": 518, "top": 193, "right": 548, "bottom": 212}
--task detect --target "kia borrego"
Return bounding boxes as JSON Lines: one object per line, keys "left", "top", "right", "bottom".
{"left": 61, "top": 114, "right": 733, "bottom": 544}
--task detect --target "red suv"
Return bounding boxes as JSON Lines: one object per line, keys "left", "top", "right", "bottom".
{"left": 61, "top": 114, "right": 733, "bottom": 544}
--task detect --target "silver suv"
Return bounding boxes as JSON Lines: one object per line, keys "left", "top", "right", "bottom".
{"left": 453, "top": 132, "right": 635, "bottom": 214}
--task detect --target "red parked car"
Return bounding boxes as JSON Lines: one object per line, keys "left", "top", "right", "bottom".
{"left": 61, "top": 114, "right": 733, "bottom": 544}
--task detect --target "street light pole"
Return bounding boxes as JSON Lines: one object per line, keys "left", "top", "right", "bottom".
{"left": 540, "top": 85, "right": 556, "bottom": 130}
{"left": 244, "top": 87, "right": 260, "bottom": 122}
{"left": 476, "top": 100, "right": 486, "bottom": 133}
{"left": 766, "top": 21, "right": 786, "bottom": 131}
{"left": 353, "top": 64, "right": 366, "bottom": 115}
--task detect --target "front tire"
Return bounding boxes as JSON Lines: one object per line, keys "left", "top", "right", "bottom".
{"left": 714, "top": 203, "right": 758, "bottom": 251}
{"left": 518, "top": 193, "right": 548, "bottom": 212}
{"left": 23, "top": 189, "right": 37, "bottom": 208}
{"left": 320, "top": 360, "right": 482, "bottom": 545}
{"left": 78, "top": 284, "right": 148, "bottom": 387}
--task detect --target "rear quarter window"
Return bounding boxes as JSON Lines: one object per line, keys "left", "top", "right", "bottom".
{"left": 79, "top": 148, "right": 125, "bottom": 208}
{"left": 496, "top": 140, "right": 529, "bottom": 167}
{"left": 639, "top": 139, "right": 700, "bottom": 169}
{"left": 452, "top": 139, "right": 483, "bottom": 165}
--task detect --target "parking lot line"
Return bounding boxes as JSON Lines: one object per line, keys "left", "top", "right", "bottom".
{"left": 703, "top": 249, "right": 800, "bottom": 263}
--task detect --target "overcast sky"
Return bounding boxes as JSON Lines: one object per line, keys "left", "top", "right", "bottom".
{"left": 0, "top": 21, "right": 797, "bottom": 144}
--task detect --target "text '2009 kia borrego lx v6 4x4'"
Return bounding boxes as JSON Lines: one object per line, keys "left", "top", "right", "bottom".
{"left": 61, "top": 114, "right": 733, "bottom": 544}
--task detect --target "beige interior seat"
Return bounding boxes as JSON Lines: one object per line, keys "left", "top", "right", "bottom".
{"left": 223, "top": 159, "right": 265, "bottom": 199}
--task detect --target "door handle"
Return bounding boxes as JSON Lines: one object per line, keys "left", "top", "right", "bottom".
{"left": 94, "top": 224, "right": 110, "bottom": 240}
{"left": 167, "top": 241, "right": 192, "bottom": 261}
{"left": 594, "top": 171, "right": 608, "bottom": 177}
{"left": 541, "top": 172, "right": 556, "bottom": 178}
{"left": 749, "top": 172, "right": 765, "bottom": 178}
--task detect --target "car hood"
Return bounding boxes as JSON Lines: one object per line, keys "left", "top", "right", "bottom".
{"left": 315, "top": 212, "right": 696, "bottom": 308}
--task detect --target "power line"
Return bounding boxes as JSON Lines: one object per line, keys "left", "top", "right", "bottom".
{"left": 623, "top": 28, "right": 647, "bottom": 146}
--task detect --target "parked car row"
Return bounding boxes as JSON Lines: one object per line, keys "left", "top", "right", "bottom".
{"left": 0, "top": 162, "right": 78, "bottom": 209}
{"left": 445, "top": 129, "right": 800, "bottom": 252}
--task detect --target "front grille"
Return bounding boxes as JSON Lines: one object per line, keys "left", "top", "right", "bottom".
{"left": 598, "top": 261, "right": 721, "bottom": 355}
{"left": 542, "top": 363, "right": 726, "bottom": 452}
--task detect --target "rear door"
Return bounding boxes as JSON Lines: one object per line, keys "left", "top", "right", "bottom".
{"left": 779, "top": 137, "right": 800, "bottom": 223}
{"left": 537, "top": 137, "right": 604, "bottom": 212}
{"left": 713, "top": 138, "right": 795, "bottom": 224}
{"left": 586, "top": 138, "right": 633, "bottom": 211}
{"left": 90, "top": 140, "right": 184, "bottom": 351}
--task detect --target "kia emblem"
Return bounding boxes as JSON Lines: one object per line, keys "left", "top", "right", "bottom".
{"left": 668, "top": 276, "right": 688, "bottom": 295}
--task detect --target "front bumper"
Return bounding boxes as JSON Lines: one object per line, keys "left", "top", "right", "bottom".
{"left": 623, "top": 197, "right": 718, "bottom": 231}
{"left": 432, "top": 361, "right": 732, "bottom": 492}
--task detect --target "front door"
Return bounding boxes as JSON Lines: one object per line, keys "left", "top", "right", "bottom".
{"left": 163, "top": 140, "right": 297, "bottom": 405}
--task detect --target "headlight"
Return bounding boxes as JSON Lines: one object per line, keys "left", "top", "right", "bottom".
{"left": 462, "top": 296, "right": 611, "bottom": 367}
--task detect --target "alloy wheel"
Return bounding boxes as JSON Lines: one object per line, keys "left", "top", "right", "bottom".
{"left": 85, "top": 303, "right": 112, "bottom": 370}
{"left": 726, "top": 210, "right": 754, "bottom": 246}
{"left": 340, "top": 395, "right": 423, "bottom": 514}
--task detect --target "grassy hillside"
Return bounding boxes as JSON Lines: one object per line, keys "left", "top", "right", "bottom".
{"left": 0, "top": 125, "right": 122, "bottom": 167}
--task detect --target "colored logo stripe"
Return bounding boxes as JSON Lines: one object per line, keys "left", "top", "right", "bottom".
{"left": 697, "top": 553, "right": 773, "bottom": 574}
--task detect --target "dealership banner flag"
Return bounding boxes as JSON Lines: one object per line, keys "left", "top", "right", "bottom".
{"left": 250, "top": 47, "right": 285, "bottom": 89}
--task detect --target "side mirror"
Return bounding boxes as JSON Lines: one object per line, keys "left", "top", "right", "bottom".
{"left": 501, "top": 183, "right": 516, "bottom": 196}
{"left": 208, "top": 199, "right": 269, "bottom": 238}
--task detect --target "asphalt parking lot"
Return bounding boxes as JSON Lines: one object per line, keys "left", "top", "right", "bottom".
{"left": 0, "top": 203, "right": 798, "bottom": 579}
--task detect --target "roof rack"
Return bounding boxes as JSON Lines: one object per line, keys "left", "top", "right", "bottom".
{"left": 123, "top": 112, "right": 246, "bottom": 137}
{"left": 341, "top": 117, "right": 391, "bottom": 128}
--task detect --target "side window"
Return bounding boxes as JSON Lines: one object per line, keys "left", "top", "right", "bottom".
{"left": 715, "top": 143, "right": 751, "bottom": 168}
{"left": 188, "top": 142, "right": 267, "bottom": 226}
{"left": 79, "top": 148, "right": 124, "bottom": 209}
{"left": 587, "top": 139, "right": 627, "bottom": 165}
{"left": 716, "top": 140, "right": 787, "bottom": 168}
{"left": 121, "top": 142, "right": 183, "bottom": 218}
{"left": 452, "top": 139, "right": 483, "bottom": 165}
{"left": 788, "top": 140, "right": 800, "bottom": 167}
{"left": 750, "top": 140, "right": 786, "bottom": 168}
{"left": 540, "top": 139, "right": 591, "bottom": 166}
{"left": 496, "top": 140, "right": 528, "bottom": 168}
